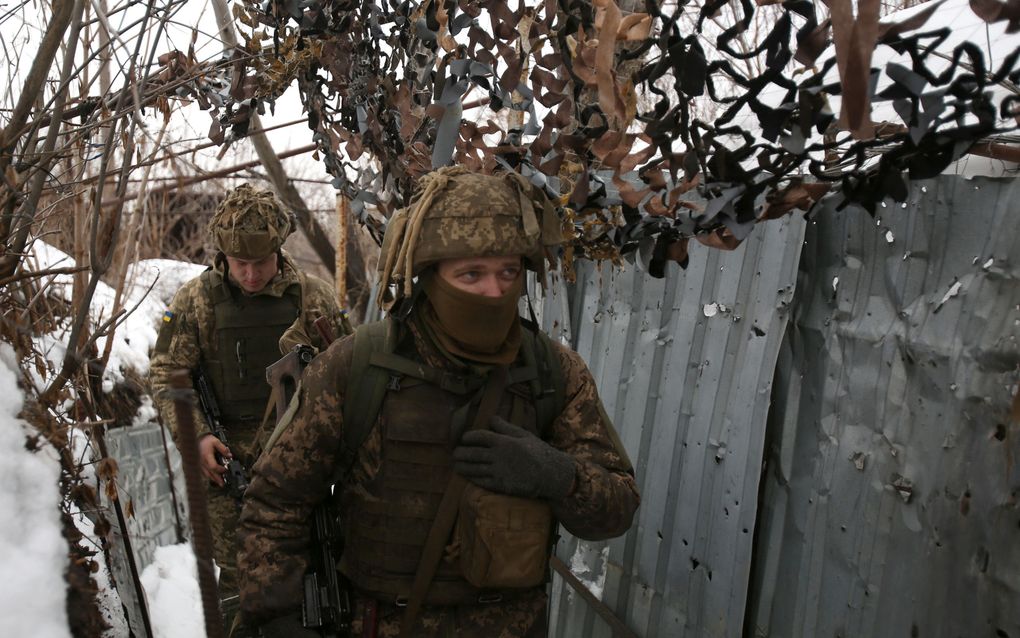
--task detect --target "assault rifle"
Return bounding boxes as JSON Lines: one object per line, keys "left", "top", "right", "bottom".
{"left": 303, "top": 501, "right": 351, "bottom": 637}
{"left": 265, "top": 317, "right": 352, "bottom": 637}
{"left": 194, "top": 368, "right": 249, "bottom": 501}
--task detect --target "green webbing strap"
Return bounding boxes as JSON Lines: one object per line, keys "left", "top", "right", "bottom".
{"left": 200, "top": 268, "right": 231, "bottom": 305}
{"left": 521, "top": 328, "right": 566, "bottom": 436}
{"left": 337, "top": 318, "right": 396, "bottom": 481}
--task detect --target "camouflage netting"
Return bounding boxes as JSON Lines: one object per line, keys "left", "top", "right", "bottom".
{"left": 209, "top": 184, "right": 295, "bottom": 259}
{"left": 166, "top": 0, "right": 1020, "bottom": 277}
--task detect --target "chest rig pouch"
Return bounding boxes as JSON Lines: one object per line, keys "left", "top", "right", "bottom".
{"left": 200, "top": 269, "right": 301, "bottom": 425}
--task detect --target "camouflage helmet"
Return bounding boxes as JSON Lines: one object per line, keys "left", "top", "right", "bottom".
{"left": 378, "top": 166, "right": 562, "bottom": 302}
{"left": 208, "top": 184, "right": 293, "bottom": 259}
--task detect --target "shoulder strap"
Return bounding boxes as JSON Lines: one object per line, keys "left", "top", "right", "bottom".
{"left": 199, "top": 267, "right": 231, "bottom": 305}
{"left": 402, "top": 366, "right": 510, "bottom": 633}
{"left": 337, "top": 317, "right": 399, "bottom": 480}
{"left": 521, "top": 325, "right": 566, "bottom": 436}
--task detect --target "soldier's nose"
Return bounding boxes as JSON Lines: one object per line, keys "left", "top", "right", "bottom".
{"left": 478, "top": 277, "right": 503, "bottom": 297}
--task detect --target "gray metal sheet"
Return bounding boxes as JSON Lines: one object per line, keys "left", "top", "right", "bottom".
{"left": 747, "top": 176, "right": 1020, "bottom": 638}
{"left": 537, "top": 214, "right": 806, "bottom": 637}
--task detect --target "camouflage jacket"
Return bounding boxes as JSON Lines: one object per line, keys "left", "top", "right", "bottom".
{"left": 148, "top": 251, "right": 349, "bottom": 448}
{"left": 238, "top": 314, "right": 640, "bottom": 634}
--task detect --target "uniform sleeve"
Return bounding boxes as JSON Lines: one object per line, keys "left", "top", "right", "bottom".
{"left": 147, "top": 281, "right": 211, "bottom": 441}
{"left": 237, "top": 336, "right": 354, "bottom": 625}
{"left": 547, "top": 344, "right": 640, "bottom": 540}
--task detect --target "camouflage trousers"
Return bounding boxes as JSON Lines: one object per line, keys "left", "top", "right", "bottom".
{"left": 208, "top": 487, "right": 256, "bottom": 638}
{"left": 348, "top": 589, "right": 548, "bottom": 638}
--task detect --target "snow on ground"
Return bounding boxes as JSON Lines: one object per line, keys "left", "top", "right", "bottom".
{"left": 3, "top": 243, "right": 209, "bottom": 636}
{"left": 140, "top": 544, "right": 209, "bottom": 638}
{"left": 0, "top": 343, "right": 70, "bottom": 638}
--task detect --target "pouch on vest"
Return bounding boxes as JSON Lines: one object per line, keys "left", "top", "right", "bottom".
{"left": 453, "top": 482, "right": 552, "bottom": 589}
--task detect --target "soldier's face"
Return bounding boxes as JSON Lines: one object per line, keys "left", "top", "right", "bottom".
{"left": 436, "top": 255, "right": 523, "bottom": 298}
{"left": 225, "top": 252, "right": 279, "bottom": 293}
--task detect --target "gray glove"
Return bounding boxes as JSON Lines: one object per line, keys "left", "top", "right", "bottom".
{"left": 452, "top": 416, "right": 576, "bottom": 500}
{"left": 259, "top": 612, "right": 320, "bottom": 638}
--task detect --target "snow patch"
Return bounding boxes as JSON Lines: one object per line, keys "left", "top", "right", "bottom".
{"left": 0, "top": 343, "right": 70, "bottom": 638}
{"left": 140, "top": 544, "right": 208, "bottom": 638}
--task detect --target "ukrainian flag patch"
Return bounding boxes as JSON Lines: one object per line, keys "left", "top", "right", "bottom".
{"left": 162, "top": 310, "right": 174, "bottom": 323}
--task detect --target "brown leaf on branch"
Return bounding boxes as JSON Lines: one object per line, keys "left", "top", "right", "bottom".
{"left": 970, "top": 0, "right": 1020, "bottom": 32}
{"left": 696, "top": 227, "right": 742, "bottom": 251}
{"left": 760, "top": 181, "right": 832, "bottom": 221}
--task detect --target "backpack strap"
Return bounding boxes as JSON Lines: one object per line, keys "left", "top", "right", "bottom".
{"left": 337, "top": 317, "right": 398, "bottom": 481}
{"left": 520, "top": 322, "right": 566, "bottom": 437}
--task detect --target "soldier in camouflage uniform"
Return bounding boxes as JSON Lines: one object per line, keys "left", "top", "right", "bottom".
{"left": 238, "top": 166, "right": 639, "bottom": 637}
{"left": 148, "top": 184, "right": 351, "bottom": 636}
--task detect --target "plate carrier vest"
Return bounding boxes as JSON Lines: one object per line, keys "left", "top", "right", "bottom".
{"left": 200, "top": 268, "right": 301, "bottom": 425}
{"left": 336, "top": 315, "right": 566, "bottom": 605}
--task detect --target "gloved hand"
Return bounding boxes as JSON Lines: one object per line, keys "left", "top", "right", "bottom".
{"left": 259, "top": 612, "right": 320, "bottom": 638}
{"left": 452, "top": 416, "right": 576, "bottom": 500}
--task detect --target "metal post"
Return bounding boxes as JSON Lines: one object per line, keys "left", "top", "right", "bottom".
{"left": 169, "top": 370, "right": 225, "bottom": 638}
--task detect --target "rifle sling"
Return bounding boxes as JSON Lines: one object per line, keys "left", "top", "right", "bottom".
{"left": 400, "top": 366, "right": 509, "bottom": 634}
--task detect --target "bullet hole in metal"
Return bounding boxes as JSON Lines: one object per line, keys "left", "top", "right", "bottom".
{"left": 885, "top": 230, "right": 895, "bottom": 243}
{"left": 690, "top": 558, "right": 699, "bottom": 570}
{"left": 840, "top": 525, "right": 846, "bottom": 532}
{"left": 891, "top": 475, "right": 914, "bottom": 503}
{"left": 994, "top": 424, "right": 1006, "bottom": 441}
{"left": 752, "top": 325, "right": 766, "bottom": 337}
{"left": 682, "top": 538, "right": 688, "bottom": 546}
{"left": 724, "top": 507, "right": 729, "bottom": 517}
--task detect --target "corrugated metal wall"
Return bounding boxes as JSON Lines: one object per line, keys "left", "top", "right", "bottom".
{"left": 538, "top": 215, "right": 807, "bottom": 637}
{"left": 542, "top": 175, "right": 1019, "bottom": 638}
{"left": 747, "top": 176, "right": 1020, "bottom": 638}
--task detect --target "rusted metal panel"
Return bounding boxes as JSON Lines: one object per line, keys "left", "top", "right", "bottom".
{"left": 747, "top": 176, "right": 1020, "bottom": 637}
{"left": 539, "top": 214, "right": 806, "bottom": 637}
